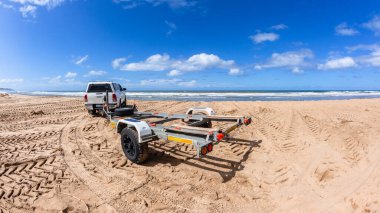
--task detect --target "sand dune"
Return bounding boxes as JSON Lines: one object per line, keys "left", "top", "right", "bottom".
{"left": 1, "top": 94, "right": 380, "bottom": 212}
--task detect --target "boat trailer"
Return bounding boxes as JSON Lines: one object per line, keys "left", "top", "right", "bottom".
{"left": 102, "top": 98, "right": 252, "bottom": 163}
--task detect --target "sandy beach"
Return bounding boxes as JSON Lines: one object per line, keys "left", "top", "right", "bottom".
{"left": 1, "top": 94, "right": 380, "bottom": 212}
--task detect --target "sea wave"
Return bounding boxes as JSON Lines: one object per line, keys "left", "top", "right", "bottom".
{"left": 9, "top": 90, "right": 380, "bottom": 101}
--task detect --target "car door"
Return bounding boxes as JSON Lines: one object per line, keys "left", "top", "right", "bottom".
{"left": 118, "top": 84, "right": 126, "bottom": 102}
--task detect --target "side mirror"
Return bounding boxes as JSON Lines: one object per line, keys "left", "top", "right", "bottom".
{"left": 122, "top": 88, "right": 126, "bottom": 91}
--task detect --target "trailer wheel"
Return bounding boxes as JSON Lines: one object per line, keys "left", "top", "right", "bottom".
{"left": 120, "top": 128, "right": 149, "bottom": 164}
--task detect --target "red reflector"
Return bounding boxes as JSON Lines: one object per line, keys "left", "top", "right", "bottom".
{"left": 244, "top": 117, "right": 252, "bottom": 125}
{"left": 149, "top": 123, "right": 156, "bottom": 127}
{"left": 207, "top": 143, "right": 213, "bottom": 152}
{"left": 216, "top": 133, "right": 224, "bottom": 142}
{"left": 201, "top": 146, "right": 208, "bottom": 155}
{"left": 84, "top": 94, "right": 88, "bottom": 102}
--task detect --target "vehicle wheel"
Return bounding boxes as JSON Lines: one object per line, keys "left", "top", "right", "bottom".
{"left": 121, "top": 98, "right": 127, "bottom": 107}
{"left": 120, "top": 128, "right": 149, "bottom": 164}
{"left": 87, "top": 109, "right": 96, "bottom": 116}
{"left": 115, "top": 108, "right": 135, "bottom": 116}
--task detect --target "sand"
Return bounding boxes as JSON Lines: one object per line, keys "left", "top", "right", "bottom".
{"left": 0, "top": 94, "right": 380, "bottom": 212}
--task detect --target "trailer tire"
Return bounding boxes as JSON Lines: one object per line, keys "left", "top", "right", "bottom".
{"left": 120, "top": 128, "right": 149, "bottom": 164}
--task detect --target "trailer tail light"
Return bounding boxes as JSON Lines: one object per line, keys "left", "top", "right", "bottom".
{"left": 207, "top": 143, "right": 213, "bottom": 152}
{"left": 112, "top": 94, "right": 117, "bottom": 102}
{"left": 216, "top": 133, "right": 224, "bottom": 142}
{"left": 244, "top": 117, "right": 252, "bottom": 126}
{"left": 201, "top": 146, "right": 208, "bottom": 155}
{"left": 84, "top": 94, "right": 88, "bottom": 102}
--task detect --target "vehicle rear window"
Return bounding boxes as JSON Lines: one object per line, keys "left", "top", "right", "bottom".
{"left": 87, "top": 84, "right": 112, "bottom": 93}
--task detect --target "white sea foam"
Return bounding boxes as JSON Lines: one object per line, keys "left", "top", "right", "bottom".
{"left": 13, "top": 90, "right": 380, "bottom": 101}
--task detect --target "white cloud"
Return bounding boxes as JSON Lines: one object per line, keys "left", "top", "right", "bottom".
{"left": 291, "top": 67, "right": 303, "bottom": 74}
{"left": 5, "top": 0, "right": 66, "bottom": 17}
{"left": 112, "top": 57, "right": 127, "bottom": 69}
{"left": 318, "top": 57, "right": 357, "bottom": 70}
{"left": 10, "top": 0, "right": 65, "bottom": 8}
{"left": 228, "top": 68, "right": 242, "bottom": 75}
{"left": 178, "top": 80, "right": 196, "bottom": 87}
{"left": 250, "top": 32, "right": 279, "bottom": 44}
{"left": 19, "top": 4, "right": 36, "bottom": 17}
{"left": 140, "top": 78, "right": 196, "bottom": 87}
{"left": 346, "top": 44, "right": 380, "bottom": 67}
{"left": 165, "top": 20, "right": 177, "bottom": 36}
{"left": 167, "top": 69, "right": 182, "bottom": 76}
{"left": 114, "top": 0, "right": 196, "bottom": 10}
{"left": 85, "top": 70, "right": 107, "bottom": 76}
{"left": 116, "top": 53, "right": 235, "bottom": 74}
{"left": 255, "top": 49, "right": 313, "bottom": 72}
{"left": 271, "top": 24, "right": 288, "bottom": 30}
{"left": 0, "top": 1, "right": 14, "bottom": 9}
{"left": 44, "top": 75, "right": 84, "bottom": 85}
{"left": 74, "top": 55, "right": 88, "bottom": 65}
{"left": 65, "top": 72, "right": 77, "bottom": 78}
{"left": 46, "top": 75, "right": 62, "bottom": 84}
{"left": 335, "top": 23, "right": 359, "bottom": 36}
{"left": 0, "top": 78, "right": 24, "bottom": 83}
{"left": 363, "top": 15, "right": 380, "bottom": 36}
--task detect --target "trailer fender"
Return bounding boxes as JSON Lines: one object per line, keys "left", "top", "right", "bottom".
{"left": 186, "top": 107, "right": 216, "bottom": 116}
{"left": 116, "top": 118, "right": 152, "bottom": 143}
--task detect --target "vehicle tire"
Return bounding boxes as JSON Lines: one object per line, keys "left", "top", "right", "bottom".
{"left": 114, "top": 108, "right": 134, "bottom": 116}
{"left": 120, "top": 128, "right": 149, "bottom": 164}
{"left": 121, "top": 98, "right": 127, "bottom": 107}
{"left": 87, "top": 109, "right": 96, "bottom": 116}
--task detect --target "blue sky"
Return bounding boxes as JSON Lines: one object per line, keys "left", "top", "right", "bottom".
{"left": 1, "top": 0, "right": 380, "bottom": 91}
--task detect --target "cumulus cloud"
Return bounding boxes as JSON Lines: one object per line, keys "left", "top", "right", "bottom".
{"left": 114, "top": 0, "right": 196, "bottom": 10}
{"left": 250, "top": 32, "right": 279, "bottom": 44}
{"left": 115, "top": 53, "right": 235, "bottom": 74}
{"left": 228, "top": 68, "right": 242, "bottom": 75}
{"left": 3, "top": 0, "right": 66, "bottom": 17}
{"left": 85, "top": 70, "right": 107, "bottom": 76}
{"left": 0, "top": 78, "right": 24, "bottom": 83}
{"left": 19, "top": 4, "right": 36, "bottom": 17}
{"left": 167, "top": 69, "right": 182, "bottom": 76}
{"left": 335, "top": 23, "right": 359, "bottom": 36}
{"left": 65, "top": 72, "right": 77, "bottom": 78}
{"left": 271, "top": 24, "right": 288, "bottom": 30}
{"left": 44, "top": 75, "right": 84, "bottom": 85}
{"left": 318, "top": 57, "right": 357, "bottom": 70}
{"left": 140, "top": 78, "right": 196, "bottom": 87}
{"left": 112, "top": 57, "right": 127, "bottom": 69}
{"left": 363, "top": 15, "right": 380, "bottom": 36}
{"left": 346, "top": 44, "right": 380, "bottom": 67}
{"left": 254, "top": 49, "right": 313, "bottom": 72}
{"left": 74, "top": 55, "right": 88, "bottom": 65}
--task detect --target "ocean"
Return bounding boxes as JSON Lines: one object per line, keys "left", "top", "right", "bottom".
{"left": 2, "top": 89, "right": 380, "bottom": 101}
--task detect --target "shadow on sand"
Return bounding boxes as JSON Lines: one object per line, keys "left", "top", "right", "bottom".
{"left": 144, "top": 137, "right": 262, "bottom": 182}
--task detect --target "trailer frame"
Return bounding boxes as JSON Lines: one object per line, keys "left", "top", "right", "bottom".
{"left": 102, "top": 92, "right": 252, "bottom": 163}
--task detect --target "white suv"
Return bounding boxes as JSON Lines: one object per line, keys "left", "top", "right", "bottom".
{"left": 84, "top": 82, "right": 127, "bottom": 114}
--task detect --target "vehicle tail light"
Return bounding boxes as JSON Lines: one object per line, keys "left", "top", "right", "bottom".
{"left": 216, "top": 133, "right": 224, "bottom": 142}
{"left": 84, "top": 94, "right": 88, "bottom": 102}
{"left": 201, "top": 146, "right": 208, "bottom": 155}
{"left": 112, "top": 93, "right": 117, "bottom": 102}
{"left": 207, "top": 143, "right": 213, "bottom": 152}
